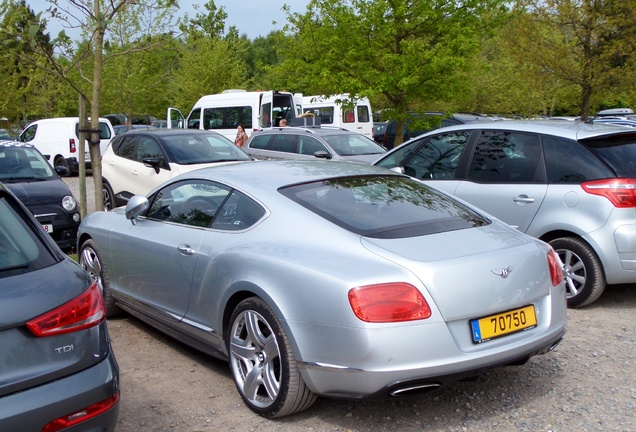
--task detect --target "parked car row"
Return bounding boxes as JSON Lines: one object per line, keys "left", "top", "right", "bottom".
{"left": 3, "top": 111, "right": 636, "bottom": 424}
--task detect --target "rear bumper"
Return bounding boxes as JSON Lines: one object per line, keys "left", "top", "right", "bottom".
{"left": 0, "top": 347, "right": 119, "bottom": 432}
{"left": 298, "top": 328, "right": 566, "bottom": 400}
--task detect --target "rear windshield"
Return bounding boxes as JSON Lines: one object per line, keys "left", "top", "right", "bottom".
{"left": 583, "top": 133, "right": 636, "bottom": 177}
{"left": 0, "top": 195, "right": 56, "bottom": 278}
{"left": 280, "top": 175, "right": 490, "bottom": 239}
{"left": 322, "top": 134, "right": 385, "bottom": 156}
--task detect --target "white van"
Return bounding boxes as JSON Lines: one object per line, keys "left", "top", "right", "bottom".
{"left": 302, "top": 94, "right": 374, "bottom": 139}
{"left": 18, "top": 117, "right": 115, "bottom": 175}
{"left": 168, "top": 90, "right": 304, "bottom": 141}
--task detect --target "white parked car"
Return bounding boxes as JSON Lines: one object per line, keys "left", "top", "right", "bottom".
{"left": 101, "top": 129, "right": 251, "bottom": 209}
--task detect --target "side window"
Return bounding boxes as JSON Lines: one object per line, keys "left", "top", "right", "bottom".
{"left": 269, "top": 134, "right": 297, "bottom": 153}
{"left": 310, "top": 107, "right": 334, "bottom": 125}
{"left": 136, "top": 137, "right": 163, "bottom": 164}
{"left": 202, "top": 107, "right": 252, "bottom": 130}
{"left": 468, "top": 131, "right": 542, "bottom": 183}
{"left": 113, "top": 136, "right": 136, "bottom": 160}
{"left": 20, "top": 124, "right": 37, "bottom": 142}
{"left": 298, "top": 136, "right": 328, "bottom": 155}
{"left": 357, "top": 106, "right": 370, "bottom": 122}
{"left": 212, "top": 191, "right": 266, "bottom": 230}
{"left": 248, "top": 135, "right": 272, "bottom": 150}
{"left": 543, "top": 136, "right": 613, "bottom": 183}
{"left": 147, "top": 180, "right": 231, "bottom": 228}
{"left": 261, "top": 102, "right": 272, "bottom": 128}
{"left": 344, "top": 109, "right": 355, "bottom": 123}
{"left": 399, "top": 132, "right": 471, "bottom": 180}
{"left": 187, "top": 108, "right": 202, "bottom": 129}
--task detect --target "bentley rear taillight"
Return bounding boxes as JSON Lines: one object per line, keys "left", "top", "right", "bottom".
{"left": 348, "top": 283, "right": 431, "bottom": 323}
{"left": 547, "top": 246, "right": 564, "bottom": 286}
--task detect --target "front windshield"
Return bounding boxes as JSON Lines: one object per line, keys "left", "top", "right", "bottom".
{"left": 161, "top": 133, "right": 252, "bottom": 164}
{"left": 0, "top": 145, "right": 55, "bottom": 180}
{"left": 323, "top": 134, "right": 386, "bottom": 156}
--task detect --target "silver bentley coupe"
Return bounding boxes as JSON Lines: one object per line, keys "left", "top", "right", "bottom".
{"left": 77, "top": 160, "right": 567, "bottom": 418}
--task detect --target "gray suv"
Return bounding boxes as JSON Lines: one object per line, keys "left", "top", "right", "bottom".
{"left": 375, "top": 120, "right": 636, "bottom": 307}
{"left": 243, "top": 126, "right": 386, "bottom": 164}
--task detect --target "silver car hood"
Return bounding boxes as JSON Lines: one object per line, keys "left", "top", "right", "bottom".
{"left": 361, "top": 223, "right": 551, "bottom": 321}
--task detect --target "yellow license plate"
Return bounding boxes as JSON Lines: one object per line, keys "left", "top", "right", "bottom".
{"left": 470, "top": 305, "right": 537, "bottom": 344}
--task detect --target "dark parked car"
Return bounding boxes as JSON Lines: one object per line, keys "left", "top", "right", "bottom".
{"left": 0, "top": 141, "right": 80, "bottom": 251}
{"left": 380, "top": 112, "right": 501, "bottom": 149}
{"left": 373, "top": 121, "right": 388, "bottom": 143}
{"left": 0, "top": 183, "right": 119, "bottom": 431}
{"left": 375, "top": 120, "right": 636, "bottom": 307}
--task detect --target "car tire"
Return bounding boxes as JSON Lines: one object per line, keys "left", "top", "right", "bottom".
{"left": 79, "top": 239, "right": 121, "bottom": 317}
{"left": 54, "top": 156, "right": 72, "bottom": 177}
{"left": 550, "top": 237, "right": 606, "bottom": 308}
{"left": 227, "top": 297, "right": 317, "bottom": 418}
{"left": 102, "top": 181, "right": 115, "bottom": 211}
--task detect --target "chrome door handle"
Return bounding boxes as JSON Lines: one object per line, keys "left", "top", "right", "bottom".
{"left": 513, "top": 195, "right": 535, "bottom": 203}
{"left": 177, "top": 245, "right": 195, "bottom": 255}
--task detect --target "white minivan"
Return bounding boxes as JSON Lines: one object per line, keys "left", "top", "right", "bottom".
{"left": 168, "top": 89, "right": 304, "bottom": 141}
{"left": 19, "top": 117, "right": 115, "bottom": 175}
{"left": 302, "top": 94, "right": 374, "bottom": 139}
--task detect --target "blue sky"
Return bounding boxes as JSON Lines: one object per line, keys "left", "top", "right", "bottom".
{"left": 28, "top": 0, "right": 312, "bottom": 40}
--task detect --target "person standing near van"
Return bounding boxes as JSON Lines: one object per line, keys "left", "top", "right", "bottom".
{"left": 235, "top": 124, "right": 248, "bottom": 147}
{"left": 279, "top": 119, "right": 288, "bottom": 127}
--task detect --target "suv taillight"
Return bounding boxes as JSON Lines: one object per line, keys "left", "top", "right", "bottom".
{"left": 69, "top": 138, "right": 77, "bottom": 153}
{"left": 26, "top": 282, "right": 105, "bottom": 337}
{"left": 581, "top": 178, "right": 636, "bottom": 207}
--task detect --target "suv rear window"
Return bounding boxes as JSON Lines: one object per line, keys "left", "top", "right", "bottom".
{"left": 280, "top": 175, "right": 489, "bottom": 239}
{"left": 0, "top": 195, "right": 56, "bottom": 278}
{"left": 581, "top": 133, "right": 636, "bottom": 178}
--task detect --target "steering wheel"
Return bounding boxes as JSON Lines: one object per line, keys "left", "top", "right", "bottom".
{"left": 182, "top": 198, "right": 217, "bottom": 226}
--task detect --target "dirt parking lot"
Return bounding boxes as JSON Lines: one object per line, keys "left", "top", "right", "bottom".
{"left": 65, "top": 177, "right": 635, "bottom": 432}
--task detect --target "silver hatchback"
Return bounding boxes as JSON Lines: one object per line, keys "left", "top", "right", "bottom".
{"left": 375, "top": 120, "right": 636, "bottom": 307}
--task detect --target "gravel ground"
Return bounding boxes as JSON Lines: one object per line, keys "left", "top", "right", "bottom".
{"left": 64, "top": 177, "right": 636, "bottom": 432}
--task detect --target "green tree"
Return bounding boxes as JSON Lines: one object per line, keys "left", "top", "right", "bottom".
{"left": 510, "top": 0, "right": 636, "bottom": 120}
{"left": 0, "top": 0, "right": 53, "bottom": 126}
{"left": 170, "top": 1, "right": 246, "bottom": 112}
{"left": 279, "top": 0, "right": 506, "bottom": 145}
{"left": 14, "top": 0, "right": 178, "bottom": 213}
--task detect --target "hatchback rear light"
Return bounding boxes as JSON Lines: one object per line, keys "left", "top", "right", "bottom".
{"left": 581, "top": 178, "right": 636, "bottom": 207}
{"left": 348, "top": 283, "right": 431, "bottom": 323}
{"left": 26, "top": 282, "right": 105, "bottom": 337}
{"left": 69, "top": 138, "right": 77, "bottom": 153}
{"left": 547, "top": 246, "right": 564, "bottom": 286}
{"left": 41, "top": 391, "right": 120, "bottom": 432}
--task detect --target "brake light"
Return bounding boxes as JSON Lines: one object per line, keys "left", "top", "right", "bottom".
{"left": 69, "top": 138, "right": 77, "bottom": 153}
{"left": 26, "top": 282, "right": 105, "bottom": 337}
{"left": 41, "top": 392, "right": 120, "bottom": 432}
{"left": 547, "top": 246, "right": 564, "bottom": 286}
{"left": 581, "top": 178, "right": 636, "bottom": 207}
{"left": 348, "top": 283, "right": 431, "bottom": 323}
